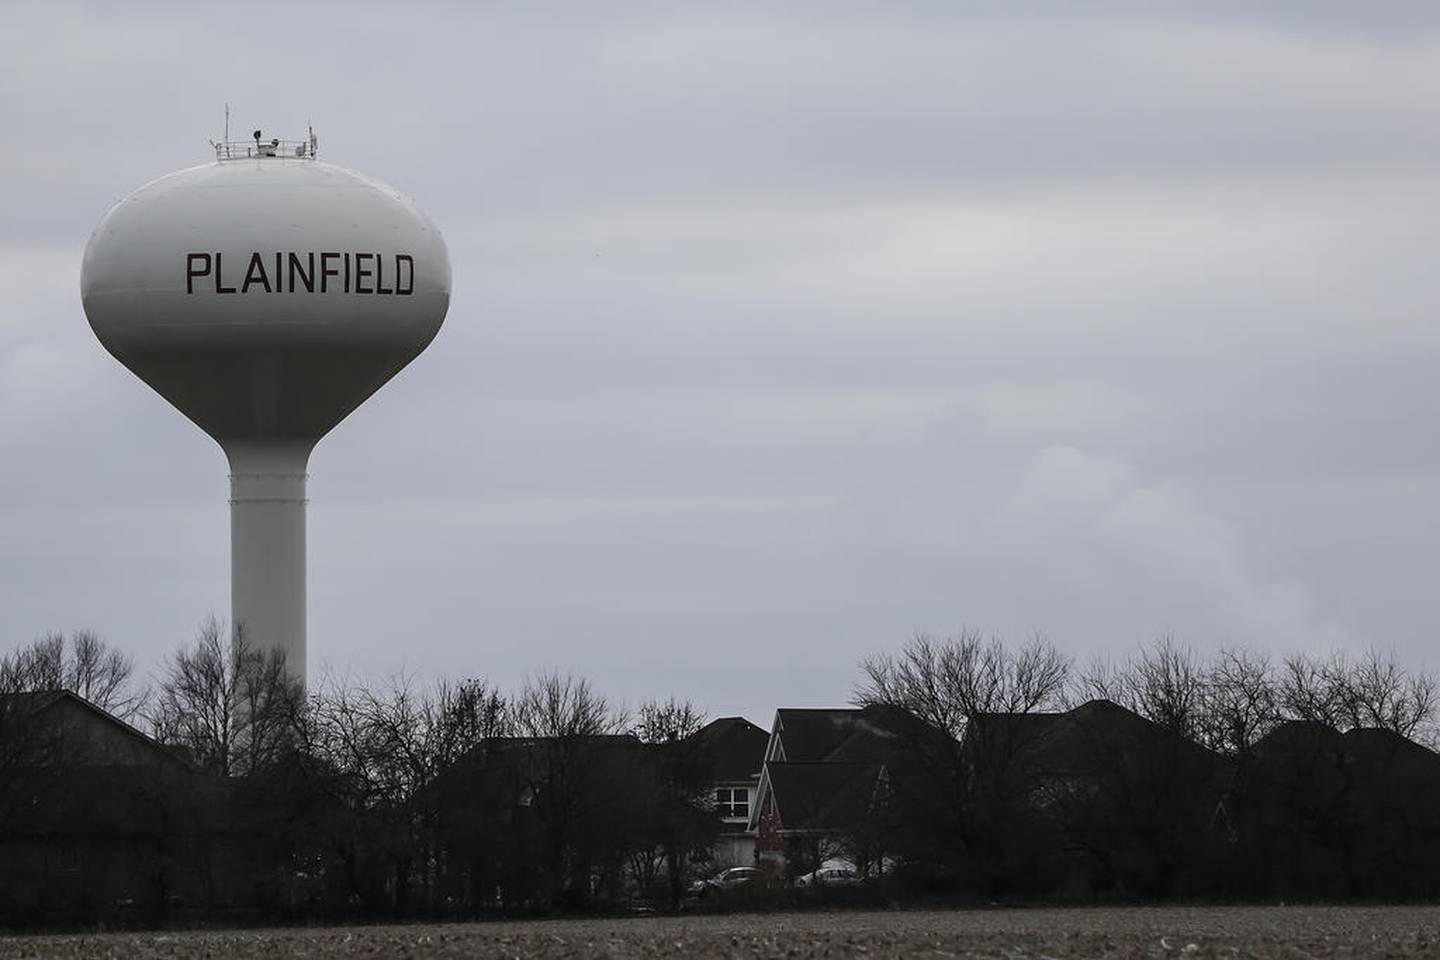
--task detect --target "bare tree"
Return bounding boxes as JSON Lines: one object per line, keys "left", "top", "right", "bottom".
{"left": 509, "top": 672, "right": 631, "bottom": 907}
{"left": 853, "top": 631, "right": 1069, "bottom": 890}
{"left": 424, "top": 676, "right": 511, "bottom": 912}
{"left": 306, "top": 672, "right": 510, "bottom": 914}
{"left": 1199, "top": 646, "right": 1280, "bottom": 756}
{"left": 0, "top": 630, "right": 146, "bottom": 719}
{"left": 633, "top": 697, "right": 706, "bottom": 746}
{"left": 632, "top": 697, "right": 713, "bottom": 911}
{"left": 147, "top": 618, "right": 302, "bottom": 777}
{"left": 855, "top": 630, "right": 1069, "bottom": 740}
{"left": 1279, "top": 648, "right": 1438, "bottom": 742}
{"left": 1277, "top": 650, "right": 1352, "bottom": 730}
{"left": 1345, "top": 648, "right": 1438, "bottom": 741}
{"left": 315, "top": 673, "right": 508, "bottom": 813}
{"left": 1077, "top": 636, "right": 1205, "bottom": 740}
{"left": 512, "top": 671, "right": 627, "bottom": 740}
{"left": 432, "top": 676, "right": 511, "bottom": 763}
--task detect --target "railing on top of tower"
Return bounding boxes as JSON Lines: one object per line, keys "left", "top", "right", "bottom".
{"left": 211, "top": 128, "right": 319, "bottom": 162}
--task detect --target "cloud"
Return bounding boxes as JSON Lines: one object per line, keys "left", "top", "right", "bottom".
{"left": 987, "top": 446, "right": 1348, "bottom": 652}
{"left": 1, "top": 3, "right": 1437, "bottom": 724}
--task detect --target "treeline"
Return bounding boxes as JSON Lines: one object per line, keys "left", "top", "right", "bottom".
{"left": 4, "top": 623, "right": 1440, "bottom": 924}
{"left": 0, "top": 623, "right": 720, "bottom": 921}
{"left": 852, "top": 632, "right": 1440, "bottom": 901}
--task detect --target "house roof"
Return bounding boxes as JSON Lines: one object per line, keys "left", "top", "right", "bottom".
{"left": 691, "top": 716, "right": 767, "bottom": 782}
{"left": 966, "top": 710, "right": 1062, "bottom": 747}
{"left": 962, "top": 710, "right": 1063, "bottom": 770}
{"left": 1249, "top": 721, "right": 1440, "bottom": 768}
{"left": 1341, "top": 728, "right": 1440, "bottom": 805}
{"left": 1250, "top": 720, "right": 1343, "bottom": 762}
{"left": 478, "top": 734, "right": 644, "bottom": 769}
{"left": 774, "top": 705, "right": 945, "bottom": 764}
{"left": 0, "top": 688, "right": 185, "bottom": 768}
{"left": 1341, "top": 725, "right": 1436, "bottom": 761}
{"left": 439, "top": 733, "right": 646, "bottom": 792}
{"left": 1238, "top": 721, "right": 1440, "bottom": 818}
{"left": 765, "top": 761, "right": 885, "bottom": 833}
{"left": 1024, "top": 699, "right": 1149, "bottom": 768}
{"left": 772, "top": 709, "right": 865, "bottom": 762}
{"left": 750, "top": 705, "right": 956, "bottom": 833}
{"left": 986, "top": 699, "right": 1219, "bottom": 780}
{"left": 1249, "top": 723, "right": 1440, "bottom": 774}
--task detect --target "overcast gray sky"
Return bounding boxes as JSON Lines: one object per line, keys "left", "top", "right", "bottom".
{"left": 3, "top": 2, "right": 1438, "bottom": 725}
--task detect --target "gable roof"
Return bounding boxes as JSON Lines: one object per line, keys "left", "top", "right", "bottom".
{"left": 1341, "top": 725, "right": 1437, "bottom": 763}
{"left": 752, "top": 705, "right": 957, "bottom": 834}
{"left": 1237, "top": 721, "right": 1440, "bottom": 818}
{"left": 772, "top": 705, "right": 947, "bottom": 765}
{"left": 771, "top": 709, "right": 865, "bottom": 762}
{"left": 1249, "top": 723, "right": 1440, "bottom": 776}
{"left": 1341, "top": 727, "right": 1440, "bottom": 807}
{"left": 690, "top": 716, "right": 767, "bottom": 782}
{"left": 966, "top": 710, "right": 1062, "bottom": 748}
{"left": 1252, "top": 719, "right": 1342, "bottom": 759}
{"left": 987, "top": 699, "right": 1219, "bottom": 780}
{"left": 0, "top": 688, "right": 183, "bottom": 768}
{"left": 763, "top": 761, "right": 885, "bottom": 833}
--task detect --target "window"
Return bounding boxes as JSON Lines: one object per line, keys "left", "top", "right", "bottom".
{"left": 715, "top": 787, "right": 749, "bottom": 819}
{"left": 58, "top": 843, "right": 80, "bottom": 872}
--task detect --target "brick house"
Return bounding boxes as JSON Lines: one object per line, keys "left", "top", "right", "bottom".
{"left": 748, "top": 707, "right": 933, "bottom": 874}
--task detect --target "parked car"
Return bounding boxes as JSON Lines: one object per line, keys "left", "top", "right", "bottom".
{"left": 795, "top": 864, "right": 861, "bottom": 887}
{"left": 687, "top": 866, "right": 765, "bottom": 898}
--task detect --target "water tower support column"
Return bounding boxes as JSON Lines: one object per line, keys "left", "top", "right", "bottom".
{"left": 225, "top": 439, "right": 313, "bottom": 685}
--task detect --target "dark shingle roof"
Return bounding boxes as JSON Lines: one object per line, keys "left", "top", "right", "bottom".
{"left": 691, "top": 716, "right": 767, "bottom": 782}
{"left": 967, "top": 711, "right": 1062, "bottom": 746}
{"left": 774, "top": 709, "right": 865, "bottom": 761}
{"left": 776, "top": 705, "right": 947, "bottom": 764}
{"left": 980, "top": 699, "right": 1218, "bottom": 781}
{"left": 1241, "top": 722, "right": 1440, "bottom": 823}
{"left": 766, "top": 761, "right": 884, "bottom": 832}
{"left": 1252, "top": 720, "right": 1342, "bottom": 760}
{"left": 963, "top": 710, "right": 1063, "bottom": 768}
{"left": 0, "top": 688, "right": 185, "bottom": 768}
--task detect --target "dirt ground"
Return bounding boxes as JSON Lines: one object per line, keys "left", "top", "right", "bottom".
{"left": 4, "top": 906, "right": 1440, "bottom": 959}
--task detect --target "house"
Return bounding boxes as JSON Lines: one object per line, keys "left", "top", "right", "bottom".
{"left": 431, "top": 732, "right": 653, "bottom": 910}
{"left": 688, "top": 716, "right": 767, "bottom": 866}
{"left": 966, "top": 699, "right": 1226, "bottom": 897}
{"left": 0, "top": 690, "right": 210, "bottom": 924}
{"left": 748, "top": 706, "right": 946, "bottom": 874}
{"left": 753, "top": 760, "right": 888, "bottom": 870}
{"left": 978, "top": 701, "right": 1218, "bottom": 804}
{"left": 1222, "top": 720, "right": 1440, "bottom": 900}
{"left": 432, "top": 720, "right": 773, "bottom": 907}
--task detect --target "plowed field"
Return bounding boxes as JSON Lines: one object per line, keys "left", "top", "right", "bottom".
{"left": 5, "top": 905, "right": 1439, "bottom": 958}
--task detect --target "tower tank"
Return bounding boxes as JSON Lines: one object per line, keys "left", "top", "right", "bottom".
{"left": 81, "top": 130, "right": 451, "bottom": 685}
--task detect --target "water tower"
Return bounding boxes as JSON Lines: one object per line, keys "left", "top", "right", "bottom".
{"left": 81, "top": 129, "right": 451, "bottom": 685}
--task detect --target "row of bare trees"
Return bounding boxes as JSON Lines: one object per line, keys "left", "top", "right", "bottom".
{"left": 857, "top": 630, "right": 1440, "bottom": 754}
{"left": 853, "top": 630, "right": 1440, "bottom": 899}
{"left": 9, "top": 620, "right": 1440, "bottom": 911}
{"left": 1078, "top": 637, "right": 1440, "bottom": 753}
{"left": 0, "top": 629, "right": 147, "bottom": 720}
{"left": 2, "top": 620, "right": 723, "bottom": 919}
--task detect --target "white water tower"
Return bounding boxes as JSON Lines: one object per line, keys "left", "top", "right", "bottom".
{"left": 81, "top": 129, "right": 451, "bottom": 685}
